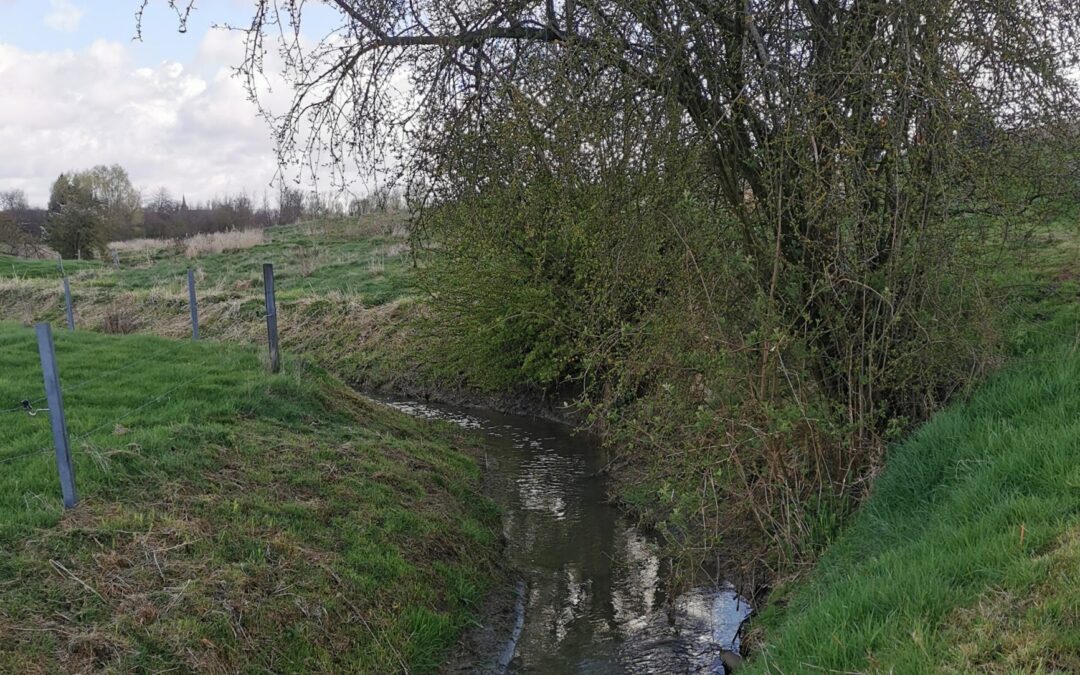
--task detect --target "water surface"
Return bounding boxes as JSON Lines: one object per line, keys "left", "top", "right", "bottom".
{"left": 381, "top": 399, "right": 751, "bottom": 674}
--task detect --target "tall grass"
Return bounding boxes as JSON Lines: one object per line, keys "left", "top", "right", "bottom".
{"left": 110, "top": 237, "right": 175, "bottom": 254}
{"left": 184, "top": 228, "right": 264, "bottom": 258}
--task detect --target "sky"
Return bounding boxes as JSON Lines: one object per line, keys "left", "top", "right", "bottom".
{"left": 0, "top": 1, "right": 339, "bottom": 207}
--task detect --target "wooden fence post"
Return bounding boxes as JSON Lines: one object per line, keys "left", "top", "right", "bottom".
{"left": 187, "top": 268, "right": 199, "bottom": 341}
{"left": 62, "top": 276, "right": 74, "bottom": 331}
{"left": 263, "top": 263, "right": 280, "bottom": 373}
{"left": 36, "top": 323, "right": 77, "bottom": 509}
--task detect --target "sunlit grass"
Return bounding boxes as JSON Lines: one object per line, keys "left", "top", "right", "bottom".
{"left": 0, "top": 322, "right": 499, "bottom": 672}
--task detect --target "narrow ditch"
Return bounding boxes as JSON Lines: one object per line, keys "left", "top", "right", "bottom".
{"left": 376, "top": 397, "right": 752, "bottom": 674}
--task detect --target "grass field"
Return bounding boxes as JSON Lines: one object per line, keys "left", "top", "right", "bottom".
{"left": 0, "top": 254, "right": 101, "bottom": 279}
{"left": 0, "top": 322, "right": 501, "bottom": 672}
{"left": 0, "top": 216, "right": 426, "bottom": 394}
{"left": 105, "top": 219, "right": 415, "bottom": 304}
{"left": 0, "top": 216, "right": 414, "bottom": 305}
{"left": 746, "top": 222, "right": 1080, "bottom": 672}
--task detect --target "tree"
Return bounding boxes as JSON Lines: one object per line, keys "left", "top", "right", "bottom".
{"left": 147, "top": 0, "right": 1079, "bottom": 411}
{"left": 46, "top": 174, "right": 106, "bottom": 260}
{"left": 143, "top": 0, "right": 1080, "bottom": 561}
{"left": 278, "top": 186, "right": 304, "bottom": 224}
{"left": 73, "top": 165, "right": 142, "bottom": 240}
{"left": 0, "top": 213, "right": 27, "bottom": 255}
{"left": 147, "top": 187, "right": 175, "bottom": 213}
{"left": 0, "top": 189, "right": 28, "bottom": 212}
{"left": 0, "top": 189, "right": 35, "bottom": 255}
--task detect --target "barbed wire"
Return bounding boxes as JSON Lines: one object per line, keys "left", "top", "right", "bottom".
{"left": 0, "top": 449, "right": 49, "bottom": 465}
{"left": 70, "top": 371, "right": 209, "bottom": 446}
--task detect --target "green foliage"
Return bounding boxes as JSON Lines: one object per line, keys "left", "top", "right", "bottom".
{"left": 45, "top": 173, "right": 107, "bottom": 260}
{"left": 76, "top": 164, "right": 143, "bottom": 239}
{"left": 418, "top": 102, "right": 1004, "bottom": 570}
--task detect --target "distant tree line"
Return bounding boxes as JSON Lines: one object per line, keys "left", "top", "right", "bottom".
{"left": 142, "top": 189, "right": 272, "bottom": 240}
{"left": 0, "top": 166, "right": 404, "bottom": 260}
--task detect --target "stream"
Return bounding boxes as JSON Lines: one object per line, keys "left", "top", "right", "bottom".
{"left": 379, "top": 398, "right": 751, "bottom": 674}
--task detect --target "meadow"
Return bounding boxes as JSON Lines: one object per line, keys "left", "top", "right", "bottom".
{"left": 0, "top": 216, "right": 427, "bottom": 394}
{"left": 0, "top": 219, "right": 501, "bottom": 672}
{"left": 1, "top": 215, "right": 413, "bottom": 303}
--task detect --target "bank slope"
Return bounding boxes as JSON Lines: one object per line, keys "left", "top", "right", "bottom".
{"left": 0, "top": 322, "right": 500, "bottom": 673}
{"left": 747, "top": 291, "right": 1080, "bottom": 672}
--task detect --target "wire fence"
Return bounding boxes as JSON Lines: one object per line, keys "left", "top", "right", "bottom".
{"left": 1, "top": 372, "right": 206, "bottom": 466}
{"left": 1, "top": 260, "right": 283, "bottom": 509}
{"left": 68, "top": 371, "right": 209, "bottom": 444}
{"left": 1, "top": 339, "right": 204, "bottom": 459}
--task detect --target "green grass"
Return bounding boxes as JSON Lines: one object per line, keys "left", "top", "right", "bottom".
{"left": 112, "top": 220, "right": 415, "bottom": 304}
{"left": 0, "top": 216, "right": 424, "bottom": 394}
{"left": 0, "top": 216, "right": 416, "bottom": 307}
{"left": 0, "top": 254, "right": 101, "bottom": 279}
{"left": 747, "top": 226, "right": 1080, "bottom": 673}
{"left": 0, "top": 321, "right": 500, "bottom": 673}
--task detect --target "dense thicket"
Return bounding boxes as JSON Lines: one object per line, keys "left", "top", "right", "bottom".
{"left": 154, "top": 0, "right": 1080, "bottom": 572}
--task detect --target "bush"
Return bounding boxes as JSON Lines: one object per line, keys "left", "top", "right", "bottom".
{"left": 417, "top": 111, "right": 1005, "bottom": 573}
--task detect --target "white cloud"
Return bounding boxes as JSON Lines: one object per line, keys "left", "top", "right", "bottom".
{"left": 0, "top": 34, "right": 283, "bottom": 206}
{"left": 44, "top": 0, "right": 84, "bottom": 33}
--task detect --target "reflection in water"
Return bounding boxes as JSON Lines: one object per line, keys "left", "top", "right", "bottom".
{"left": 381, "top": 399, "right": 751, "bottom": 674}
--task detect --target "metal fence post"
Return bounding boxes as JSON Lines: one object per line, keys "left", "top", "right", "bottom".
{"left": 36, "top": 323, "right": 77, "bottom": 509}
{"left": 187, "top": 268, "right": 200, "bottom": 341}
{"left": 62, "top": 276, "right": 74, "bottom": 331}
{"left": 263, "top": 263, "right": 280, "bottom": 373}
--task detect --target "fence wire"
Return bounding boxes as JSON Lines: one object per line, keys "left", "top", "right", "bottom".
{"left": 0, "top": 448, "right": 50, "bottom": 465}
{"left": 70, "top": 371, "right": 209, "bottom": 446}
{"left": 59, "top": 347, "right": 176, "bottom": 398}
{"left": 1, "top": 260, "right": 276, "bottom": 511}
{"left": 4, "top": 344, "right": 177, "bottom": 416}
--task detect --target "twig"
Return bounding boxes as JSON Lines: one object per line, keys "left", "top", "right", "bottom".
{"left": 50, "top": 559, "right": 106, "bottom": 604}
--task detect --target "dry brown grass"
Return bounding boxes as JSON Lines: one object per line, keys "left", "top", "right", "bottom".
{"left": 294, "top": 245, "right": 325, "bottom": 277}
{"left": 111, "top": 238, "right": 175, "bottom": 255}
{"left": 377, "top": 241, "right": 410, "bottom": 258}
{"left": 102, "top": 295, "right": 140, "bottom": 334}
{"left": 184, "top": 229, "right": 264, "bottom": 259}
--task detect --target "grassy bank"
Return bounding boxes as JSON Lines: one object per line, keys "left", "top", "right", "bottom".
{"left": 746, "top": 227, "right": 1080, "bottom": 672}
{"left": 0, "top": 322, "right": 501, "bottom": 672}
{"left": 0, "top": 218, "right": 531, "bottom": 412}
{"left": 0, "top": 218, "right": 427, "bottom": 391}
